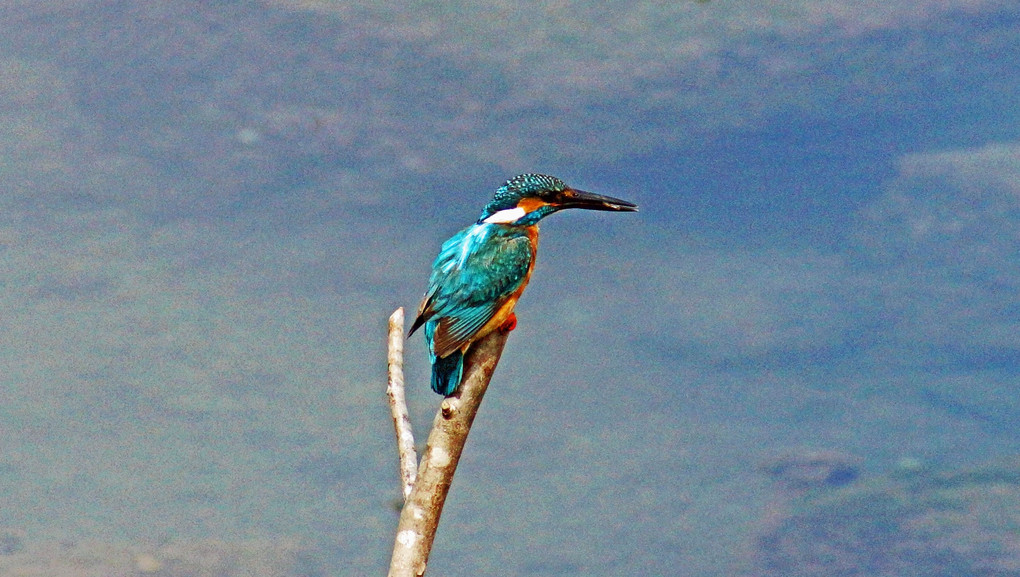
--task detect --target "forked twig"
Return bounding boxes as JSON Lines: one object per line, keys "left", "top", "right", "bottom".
{"left": 387, "top": 309, "right": 509, "bottom": 577}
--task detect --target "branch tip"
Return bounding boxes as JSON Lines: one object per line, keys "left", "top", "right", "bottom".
{"left": 387, "top": 307, "right": 417, "bottom": 501}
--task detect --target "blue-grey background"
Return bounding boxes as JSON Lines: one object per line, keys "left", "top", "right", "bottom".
{"left": 0, "top": 1, "right": 1018, "bottom": 575}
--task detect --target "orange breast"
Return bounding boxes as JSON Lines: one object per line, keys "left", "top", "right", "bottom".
{"left": 466, "top": 225, "right": 539, "bottom": 349}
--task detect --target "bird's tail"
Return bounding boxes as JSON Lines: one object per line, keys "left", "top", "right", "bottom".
{"left": 431, "top": 350, "right": 464, "bottom": 396}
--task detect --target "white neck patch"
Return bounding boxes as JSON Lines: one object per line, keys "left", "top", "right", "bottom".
{"left": 482, "top": 207, "right": 526, "bottom": 224}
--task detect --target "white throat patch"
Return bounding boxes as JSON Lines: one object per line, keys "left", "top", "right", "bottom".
{"left": 482, "top": 207, "right": 526, "bottom": 224}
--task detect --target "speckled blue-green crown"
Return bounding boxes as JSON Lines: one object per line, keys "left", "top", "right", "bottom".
{"left": 479, "top": 174, "right": 566, "bottom": 221}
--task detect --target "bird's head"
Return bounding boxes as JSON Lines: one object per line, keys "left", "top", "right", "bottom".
{"left": 478, "top": 174, "right": 637, "bottom": 226}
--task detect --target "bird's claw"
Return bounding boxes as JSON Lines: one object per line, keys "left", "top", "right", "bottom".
{"left": 498, "top": 313, "right": 517, "bottom": 333}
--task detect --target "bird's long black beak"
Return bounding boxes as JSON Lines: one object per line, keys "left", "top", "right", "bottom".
{"left": 557, "top": 188, "right": 638, "bottom": 212}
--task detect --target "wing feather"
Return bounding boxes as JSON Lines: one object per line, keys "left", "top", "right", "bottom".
{"left": 413, "top": 224, "right": 533, "bottom": 357}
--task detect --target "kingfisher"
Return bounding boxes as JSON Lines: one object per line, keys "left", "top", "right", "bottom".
{"left": 408, "top": 174, "right": 637, "bottom": 396}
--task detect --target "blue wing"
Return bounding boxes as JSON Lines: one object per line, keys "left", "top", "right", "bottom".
{"left": 410, "top": 223, "right": 533, "bottom": 358}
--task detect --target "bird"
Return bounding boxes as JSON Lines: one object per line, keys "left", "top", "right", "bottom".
{"left": 408, "top": 174, "right": 638, "bottom": 396}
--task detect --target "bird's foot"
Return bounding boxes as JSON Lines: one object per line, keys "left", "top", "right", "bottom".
{"left": 498, "top": 313, "right": 517, "bottom": 333}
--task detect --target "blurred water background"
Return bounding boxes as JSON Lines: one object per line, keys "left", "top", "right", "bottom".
{"left": 0, "top": 1, "right": 1018, "bottom": 575}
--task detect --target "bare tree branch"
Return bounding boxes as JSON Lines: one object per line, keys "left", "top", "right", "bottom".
{"left": 387, "top": 323, "right": 510, "bottom": 577}
{"left": 387, "top": 308, "right": 417, "bottom": 500}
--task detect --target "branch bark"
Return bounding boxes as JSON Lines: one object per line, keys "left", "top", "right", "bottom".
{"left": 387, "top": 314, "right": 510, "bottom": 577}
{"left": 386, "top": 308, "right": 417, "bottom": 500}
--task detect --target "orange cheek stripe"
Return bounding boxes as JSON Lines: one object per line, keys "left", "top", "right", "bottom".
{"left": 517, "top": 197, "right": 550, "bottom": 213}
